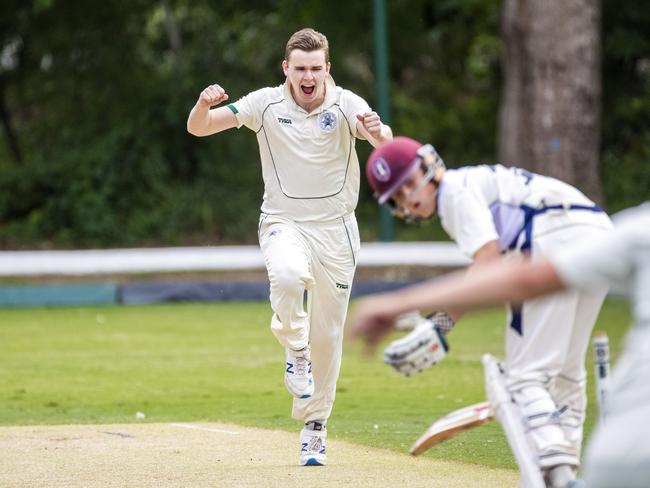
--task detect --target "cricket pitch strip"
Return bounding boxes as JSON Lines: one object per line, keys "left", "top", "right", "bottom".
{"left": 0, "top": 422, "right": 518, "bottom": 487}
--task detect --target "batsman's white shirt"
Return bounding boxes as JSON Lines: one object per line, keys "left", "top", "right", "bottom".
{"left": 228, "top": 75, "right": 369, "bottom": 221}
{"left": 550, "top": 203, "right": 650, "bottom": 487}
{"left": 437, "top": 164, "right": 611, "bottom": 257}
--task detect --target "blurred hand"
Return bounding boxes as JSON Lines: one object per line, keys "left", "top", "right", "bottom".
{"left": 198, "top": 84, "right": 229, "bottom": 108}
{"left": 348, "top": 295, "right": 403, "bottom": 350}
{"left": 356, "top": 111, "right": 383, "bottom": 139}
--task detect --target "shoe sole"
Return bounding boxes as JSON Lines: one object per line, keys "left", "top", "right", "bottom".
{"left": 302, "top": 458, "right": 325, "bottom": 466}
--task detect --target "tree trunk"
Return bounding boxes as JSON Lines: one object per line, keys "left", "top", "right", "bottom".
{"left": 498, "top": 0, "right": 603, "bottom": 204}
{"left": 161, "top": 0, "right": 182, "bottom": 54}
{"left": 0, "top": 75, "right": 22, "bottom": 164}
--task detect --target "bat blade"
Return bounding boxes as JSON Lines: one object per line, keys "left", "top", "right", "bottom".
{"left": 409, "top": 401, "right": 494, "bottom": 456}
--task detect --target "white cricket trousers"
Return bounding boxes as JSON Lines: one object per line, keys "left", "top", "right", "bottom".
{"left": 258, "top": 212, "right": 360, "bottom": 423}
{"left": 505, "top": 216, "right": 611, "bottom": 469}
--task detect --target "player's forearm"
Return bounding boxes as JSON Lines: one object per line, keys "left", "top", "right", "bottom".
{"left": 187, "top": 104, "right": 237, "bottom": 137}
{"left": 350, "top": 260, "right": 559, "bottom": 346}
{"left": 377, "top": 124, "right": 393, "bottom": 145}
{"left": 367, "top": 124, "right": 393, "bottom": 148}
{"left": 187, "top": 103, "right": 213, "bottom": 137}
{"left": 387, "top": 259, "right": 565, "bottom": 314}
{"left": 445, "top": 240, "right": 501, "bottom": 321}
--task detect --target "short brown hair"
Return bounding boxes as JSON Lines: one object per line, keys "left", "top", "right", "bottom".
{"left": 285, "top": 28, "right": 329, "bottom": 63}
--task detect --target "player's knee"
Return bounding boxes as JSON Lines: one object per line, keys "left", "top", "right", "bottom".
{"left": 270, "top": 262, "right": 308, "bottom": 294}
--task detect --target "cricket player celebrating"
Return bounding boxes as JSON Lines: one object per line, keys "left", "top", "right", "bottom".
{"left": 358, "top": 137, "right": 612, "bottom": 487}
{"left": 187, "top": 28, "right": 392, "bottom": 466}
{"left": 350, "top": 202, "right": 650, "bottom": 488}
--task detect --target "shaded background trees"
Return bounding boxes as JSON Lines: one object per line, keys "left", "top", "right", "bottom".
{"left": 499, "top": 0, "right": 603, "bottom": 203}
{"left": 1, "top": 0, "right": 648, "bottom": 248}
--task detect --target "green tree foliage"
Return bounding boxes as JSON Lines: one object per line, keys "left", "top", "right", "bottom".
{"left": 370, "top": 0, "right": 501, "bottom": 241}
{"left": 600, "top": 0, "right": 650, "bottom": 212}
{"left": 1, "top": 1, "right": 277, "bottom": 247}
{"left": 0, "top": 0, "right": 647, "bottom": 248}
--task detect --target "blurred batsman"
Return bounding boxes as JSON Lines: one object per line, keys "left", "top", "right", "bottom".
{"left": 187, "top": 28, "right": 392, "bottom": 466}
{"left": 355, "top": 137, "right": 613, "bottom": 487}
{"left": 350, "top": 202, "right": 650, "bottom": 488}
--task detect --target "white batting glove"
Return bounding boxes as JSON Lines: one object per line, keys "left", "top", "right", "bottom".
{"left": 383, "top": 318, "right": 449, "bottom": 377}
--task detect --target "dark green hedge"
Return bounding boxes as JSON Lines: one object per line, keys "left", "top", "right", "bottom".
{"left": 0, "top": 0, "right": 648, "bottom": 248}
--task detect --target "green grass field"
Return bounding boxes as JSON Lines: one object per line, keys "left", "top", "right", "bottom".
{"left": 0, "top": 298, "right": 631, "bottom": 470}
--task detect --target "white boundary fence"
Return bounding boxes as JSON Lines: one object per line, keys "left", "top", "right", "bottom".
{"left": 0, "top": 242, "right": 470, "bottom": 277}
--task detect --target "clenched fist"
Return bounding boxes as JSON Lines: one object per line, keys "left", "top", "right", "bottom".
{"left": 356, "top": 111, "right": 383, "bottom": 139}
{"left": 198, "top": 84, "right": 229, "bottom": 108}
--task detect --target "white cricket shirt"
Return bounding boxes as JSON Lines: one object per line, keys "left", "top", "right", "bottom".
{"left": 228, "top": 75, "right": 371, "bottom": 222}
{"left": 437, "top": 164, "right": 611, "bottom": 257}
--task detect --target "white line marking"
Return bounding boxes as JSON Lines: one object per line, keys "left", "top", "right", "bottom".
{"left": 170, "top": 423, "right": 239, "bottom": 435}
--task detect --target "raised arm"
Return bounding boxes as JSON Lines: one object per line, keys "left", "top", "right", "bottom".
{"left": 187, "top": 83, "right": 238, "bottom": 137}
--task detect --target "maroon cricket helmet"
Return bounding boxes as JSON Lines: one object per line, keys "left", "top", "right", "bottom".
{"left": 366, "top": 136, "right": 426, "bottom": 204}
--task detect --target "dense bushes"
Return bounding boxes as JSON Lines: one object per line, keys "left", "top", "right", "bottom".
{"left": 0, "top": 0, "right": 648, "bottom": 248}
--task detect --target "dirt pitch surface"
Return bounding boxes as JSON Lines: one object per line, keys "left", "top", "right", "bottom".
{"left": 0, "top": 422, "right": 518, "bottom": 487}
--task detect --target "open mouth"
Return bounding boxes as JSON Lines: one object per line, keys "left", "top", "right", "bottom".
{"left": 301, "top": 85, "right": 315, "bottom": 96}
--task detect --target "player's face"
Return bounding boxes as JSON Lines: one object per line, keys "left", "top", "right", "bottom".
{"left": 282, "top": 49, "right": 330, "bottom": 112}
{"left": 392, "top": 167, "right": 437, "bottom": 219}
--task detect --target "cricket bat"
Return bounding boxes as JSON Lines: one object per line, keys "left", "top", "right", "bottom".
{"left": 592, "top": 331, "right": 610, "bottom": 423}
{"left": 483, "top": 354, "right": 545, "bottom": 488}
{"left": 409, "top": 401, "right": 493, "bottom": 456}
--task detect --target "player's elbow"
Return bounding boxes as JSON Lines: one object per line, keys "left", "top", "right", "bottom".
{"left": 186, "top": 122, "right": 208, "bottom": 137}
{"left": 186, "top": 119, "right": 198, "bottom": 136}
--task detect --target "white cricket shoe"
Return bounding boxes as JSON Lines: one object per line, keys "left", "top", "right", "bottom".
{"left": 300, "top": 422, "right": 327, "bottom": 466}
{"left": 285, "top": 346, "right": 314, "bottom": 399}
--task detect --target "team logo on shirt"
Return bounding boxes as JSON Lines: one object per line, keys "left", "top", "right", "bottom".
{"left": 318, "top": 111, "right": 337, "bottom": 132}
{"left": 371, "top": 157, "right": 391, "bottom": 182}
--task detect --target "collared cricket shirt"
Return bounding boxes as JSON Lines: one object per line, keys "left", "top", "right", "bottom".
{"left": 228, "top": 75, "right": 371, "bottom": 222}
{"left": 437, "top": 164, "right": 611, "bottom": 257}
